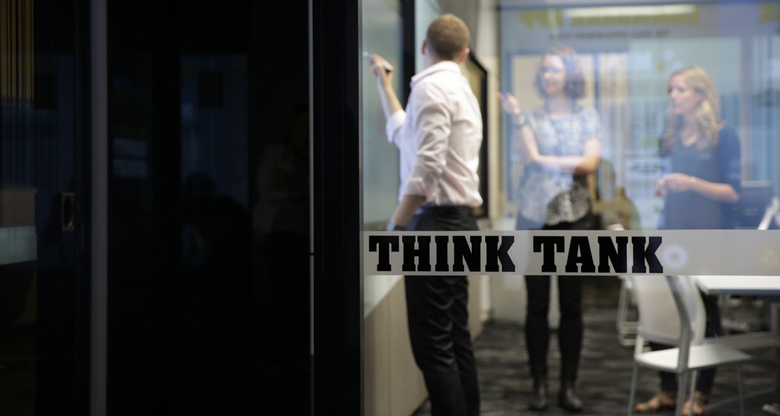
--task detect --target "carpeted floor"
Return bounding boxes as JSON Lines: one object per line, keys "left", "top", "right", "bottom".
{"left": 413, "top": 307, "right": 777, "bottom": 416}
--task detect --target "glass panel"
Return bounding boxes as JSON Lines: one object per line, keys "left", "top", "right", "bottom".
{"left": 0, "top": 0, "right": 81, "bottom": 413}
{"left": 361, "top": 1, "right": 780, "bottom": 414}
{"left": 362, "top": 0, "right": 403, "bottom": 227}
{"left": 500, "top": 2, "right": 780, "bottom": 232}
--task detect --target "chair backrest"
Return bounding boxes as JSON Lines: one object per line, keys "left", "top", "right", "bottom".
{"left": 670, "top": 275, "right": 707, "bottom": 345}
{"left": 758, "top": 196, "right": 780, "bottom": 230}
{"left": 629, "top": 275, "right": 706, "bottom": 347}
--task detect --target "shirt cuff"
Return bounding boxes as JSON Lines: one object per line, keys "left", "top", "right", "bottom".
{"left": 385, "top": 110, "right": 406, "bottom": 143}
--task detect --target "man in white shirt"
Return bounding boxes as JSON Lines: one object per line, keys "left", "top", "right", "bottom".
{"left": 368, "top": 13, "right": 482, "bottom": 416}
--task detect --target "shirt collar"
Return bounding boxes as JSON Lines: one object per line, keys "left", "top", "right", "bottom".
{"left": 410, "top": 61, "right": 461, "bottom": 88}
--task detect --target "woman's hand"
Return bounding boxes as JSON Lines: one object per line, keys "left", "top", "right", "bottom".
{"left": 656, "top": 173, "right": 693, "bottom": 197}
{"left": 498, "top": 91, "right": 521, "bottom": 115}
{"left": 498, "top": 91, "right": 528, "bottom": 125}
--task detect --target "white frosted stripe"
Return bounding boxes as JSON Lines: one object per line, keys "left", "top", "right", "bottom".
{"left": 363, "top": 230, "right": 780, "bottom": 276}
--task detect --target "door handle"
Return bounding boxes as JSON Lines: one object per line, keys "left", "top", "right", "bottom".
{"left": 61, "top": 192, "right": 75, "bottom": 233}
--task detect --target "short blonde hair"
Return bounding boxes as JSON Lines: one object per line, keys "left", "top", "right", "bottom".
{"left": 663, "top": 66, "right": 723, "bottom": 152}
{"left": 426, "top": 13, "right": 470, "bottom": 61}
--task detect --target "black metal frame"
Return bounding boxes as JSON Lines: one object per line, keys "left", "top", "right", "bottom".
{"left": 73, "top": 0, "right": 92, "bottom": 412}
{"left": 311, "top": 0, "right": 363, "bottom": 414}
{"left": 468, "top": 52, "right": 490, "bottom": 218}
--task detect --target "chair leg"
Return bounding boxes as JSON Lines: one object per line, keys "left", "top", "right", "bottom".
{"left": 687, "top": 370, "right": 699, "bottom": 416}
{"left": 628, "top": 363, "right": 638, "bottom": 416}
{"left": 676, "top": 372, "right": 689, "bottom": 416}
{"left": 616, "top": 277, "right": 637, "bottom": 346}
{"left": 617, "top": 277, "right": 628, "bottom": 332}
{"left": 737, "top": 366, "right": 744, "bottom": 416}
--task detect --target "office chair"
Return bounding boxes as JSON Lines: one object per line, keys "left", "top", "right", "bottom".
{"left": 627, "top": 275, "right": 750, "bottom": 416}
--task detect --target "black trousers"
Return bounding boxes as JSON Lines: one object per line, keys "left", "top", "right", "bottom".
{"left": 650, "top": 293, "right": 723, "bottom": 394}
{"left": 405, "top": 206, "right": 480, "bottom": 416}
{"left": 517, "top": 214, "right": 592, "bottom": 384}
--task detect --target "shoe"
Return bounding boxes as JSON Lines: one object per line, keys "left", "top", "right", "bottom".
{"left": 528, "top": 378, "right": 548, "bottom": 411}
{"left": 558, "top": 382, "right": 583, "bottom": 412}
{"left": 634, "top": 391, "right": 677, "bottom": 413}
{"left": 682, "top": 391, "right": 710, "bottom": 416}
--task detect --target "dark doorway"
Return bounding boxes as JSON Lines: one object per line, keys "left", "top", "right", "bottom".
{"left": 106, "top": 0, "right": 311, "bottom": 414}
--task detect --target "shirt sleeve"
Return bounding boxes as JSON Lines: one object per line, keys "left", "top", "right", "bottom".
{"left": 385, "top": 110, "right": 406, "bottom": 146}
{"left": 405, "top": 85, "right": 451, "bottom": 197}
{"left": 718, "top": 126, "right": 741, "bottom": 196}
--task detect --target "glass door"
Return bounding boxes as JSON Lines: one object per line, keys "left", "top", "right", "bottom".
{"left": 0, "top": 0, "right": 89, "bottom": 414}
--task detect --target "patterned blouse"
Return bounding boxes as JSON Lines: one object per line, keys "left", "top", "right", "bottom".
{"left": 515, "top": 105, "right": 602, "bottom": 225}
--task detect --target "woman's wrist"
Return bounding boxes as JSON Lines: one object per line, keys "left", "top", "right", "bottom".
{"left": 512, "top": 114, "right": 528, "bottom": 129}
{"left": 690, "top": 175, "right": 697, "bottom": 192}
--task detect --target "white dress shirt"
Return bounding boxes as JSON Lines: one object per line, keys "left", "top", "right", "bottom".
{"left": 385, "top": 61, "right": 483, "bottom": 208}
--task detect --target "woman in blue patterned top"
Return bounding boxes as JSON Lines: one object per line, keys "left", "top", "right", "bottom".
{"left": 500, "top": 45, "right": 602, "bottom": 412}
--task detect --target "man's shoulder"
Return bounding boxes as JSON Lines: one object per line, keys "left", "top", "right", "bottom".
{"left": 413, "top": 70, "right": 455, "bottom": 88}
{"left": 410, "top": 76, "right": 451, "bottom": 102}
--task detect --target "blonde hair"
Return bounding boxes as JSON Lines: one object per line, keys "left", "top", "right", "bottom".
{"left": 662, "top": 66, "right": 723, "bottom": 152}
{"left": 426, "top": 13, "right": 470, "bottom": 61}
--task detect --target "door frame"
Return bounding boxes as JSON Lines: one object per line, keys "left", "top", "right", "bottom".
{"left": 88, "top": 0, "right": 107, "bottom": 414}
{"left": 310, "top": 0, "right": 364, "bottom": 414}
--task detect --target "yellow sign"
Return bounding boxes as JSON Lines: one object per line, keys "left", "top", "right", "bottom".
{"left": 759, "top": 3, "right": 780, "bottom": 22}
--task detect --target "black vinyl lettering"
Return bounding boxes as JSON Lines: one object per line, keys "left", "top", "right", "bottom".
{"left": 485, "top": 236, "right": 515, "bottom": 272}
{"left": 632, "top": 236, "right": 663, "bottom": 273}
{"left": 598, "top": 236, "right": 628, "bottom": 273}
{"left": 403, "top": 235, "right": 432, "bottom": 272}
{"left": 435, "top": 235, "right": 450, "bottom": 272}
{"left": 533, "top": 236, "right": 565, "bottom": 273}
{"left": 453, "top": 235, "right": 481, "bottom": 272}
{"left": 565, "top": 236, "right": 596, "bottom": 273}
{"left": 368, "top": 235, "right": 399, "bottom": 272}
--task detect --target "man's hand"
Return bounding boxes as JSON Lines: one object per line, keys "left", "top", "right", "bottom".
{"left": 366, "top": 53, "right": 403, "bottom": 121}
{"left": 368, "top": 53, "right": 394, "bottom": 90}
{"left": 389, "top": 195, "right": 427, "bottom": 231}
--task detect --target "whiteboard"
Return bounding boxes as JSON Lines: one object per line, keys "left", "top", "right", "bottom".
{"left": 361, "top": 0, "right": 403, "bottom": 226}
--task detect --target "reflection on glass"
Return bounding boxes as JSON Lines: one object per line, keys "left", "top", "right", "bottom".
{"left": 1, "top": 0, "right": 80, "bottom": 412}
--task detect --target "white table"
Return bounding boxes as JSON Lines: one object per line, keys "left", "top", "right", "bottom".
{"left": 695, "top": 275, "right": 780, "bottom": 298}
{"left": 694, "top": 275, "right": 780, "bottom": 413}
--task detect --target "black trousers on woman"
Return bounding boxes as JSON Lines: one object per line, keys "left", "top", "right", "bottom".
{"left": 516, "top": 214, "right": 593, "bottom": 385}
{"left": 405, "top": 206, "right": 480, "bottom": 416}
{"left": 650, "top": 293, "right": 723, "bottom": 394}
